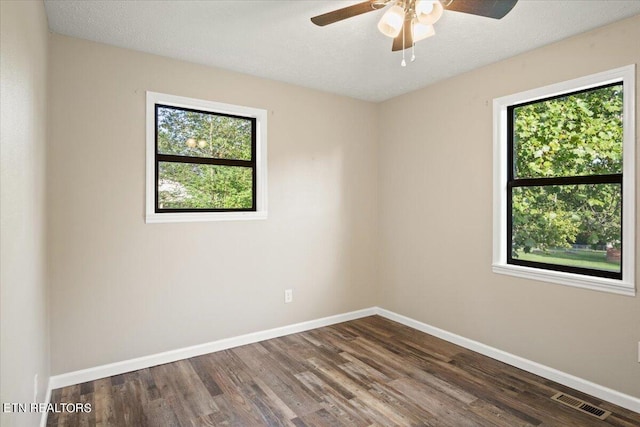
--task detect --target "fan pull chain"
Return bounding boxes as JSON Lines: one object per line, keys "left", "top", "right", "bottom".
{"left": 411, "top": 20, "right": 416, "bottom": 62}
{"left": 401, "top": 22, "right": 406, "bottom": 67}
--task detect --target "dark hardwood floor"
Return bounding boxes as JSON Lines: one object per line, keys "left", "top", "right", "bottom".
{"left": 47, "top": 316, "right": 640, "bottom": 426}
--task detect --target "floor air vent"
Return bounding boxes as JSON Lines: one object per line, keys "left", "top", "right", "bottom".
{"left": 551, "top": 392, "right": 611, "bottom": 420}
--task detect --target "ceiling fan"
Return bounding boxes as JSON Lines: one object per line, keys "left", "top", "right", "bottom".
{"left": 311, "top": 0, "right": 519, "bottom": 65}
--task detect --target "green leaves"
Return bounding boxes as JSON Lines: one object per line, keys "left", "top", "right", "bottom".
{"left": 158, "top": 163, "right": 252, "bottom": 210}
{"left": 156, "top": 106, "right": 254, "bottom": 210}
{"left": 510, "top": 84, "right": 623, "bottom": 265}
{"left": 512, "top": 186, "right": 581, "bottom": 253}
{"left": 513, "top": 85, "right": 623, "bottom": 178}
{"left": 157, "top": 107, "right": 252, "bottom": 160}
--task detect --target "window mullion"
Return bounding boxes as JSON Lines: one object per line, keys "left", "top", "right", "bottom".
{"left": 157, "top": 154, "right": 253, "bottom": 168}
{"left": 509, "top": 173, "right": 622, "bottom": 188}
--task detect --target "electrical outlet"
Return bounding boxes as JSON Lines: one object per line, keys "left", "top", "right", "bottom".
{"left": 33, "top": 374, "right": 38, "bottom": 402}
{"left": 284, "top": 289, "right": 293, "bottom": 303}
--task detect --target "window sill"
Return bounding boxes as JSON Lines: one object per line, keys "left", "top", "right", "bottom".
{"left": 492, "top": 263, "right": 635, "bottom": 296}
{"left": 145, "top": 211, "right": 267, "bottom": 224}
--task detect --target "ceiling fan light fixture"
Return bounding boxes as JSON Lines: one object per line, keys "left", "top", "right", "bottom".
{"left": 415, "top": 0, "right": 434, "bottom": 15}
{"left": 309, "top": 0, "right": 520, "bottom": 68}
{"left": 416, "top": 0, "right": 443, "bottom": 25}
{"left": 412, "top": 20, "right": 435, "bottom": 42}
{"left": 377, "top": 4, "right": 405, "bottom": 38}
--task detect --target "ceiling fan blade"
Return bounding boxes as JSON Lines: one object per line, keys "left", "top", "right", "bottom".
{"left": 392, "top": 20, "right": 414, "bottom": 52}
{"left": 310, "top": 1, "right": 384, "bottom": 27}
{"left": 443, "top": 0, "right": 518, "bottom": 19}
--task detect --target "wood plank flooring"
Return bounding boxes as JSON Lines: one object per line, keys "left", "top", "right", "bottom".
{"left": 47, "top": 316, "right": 640, "bottom": 426}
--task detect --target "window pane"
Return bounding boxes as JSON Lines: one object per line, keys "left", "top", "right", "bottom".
{"left": 513, "top": 84, "right": 623, "bottom": 178}
{"left": 511, "top": 184, "right": 621, "bottom": 273}
{"left": 158, "top": 162, "right": 253, "bottom": 210}
{"left": 157, "top": 106, "right": 252, "bottom": 160}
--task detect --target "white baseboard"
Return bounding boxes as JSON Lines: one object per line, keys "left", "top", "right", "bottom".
{"left": 375, "top": 307, "right": 640, "bottom": 414}
{"left": 47, "top": 305, "right": 640, "bottom": 416}
{"left": 48, "top": 307, "right": 377, "bottom": 390}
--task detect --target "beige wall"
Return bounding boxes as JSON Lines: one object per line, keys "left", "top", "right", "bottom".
{"left": 48, "top": 34, "right": 379, "bottom": 374}
{"left": 45, "top": 11, "right": 639, "bottom": 401}
{"left": 378, "top": 15, "right": 640, "bottom": 398}
{"left": 0, "top": 1, "right": 51, "bottom": 426}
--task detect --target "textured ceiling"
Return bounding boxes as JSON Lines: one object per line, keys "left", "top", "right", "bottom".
{"left": 44, "top": 0, "right": 640, "bottom": 102}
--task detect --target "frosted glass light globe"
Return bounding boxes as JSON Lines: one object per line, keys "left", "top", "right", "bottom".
{"left": 377, "top": 5, "right": 405, "bottom": 38}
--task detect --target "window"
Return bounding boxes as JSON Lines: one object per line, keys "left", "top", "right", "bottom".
{"left": 493, "top": 66, "right": 635, "bottom": 295}
{"left": 146, "top": 92, "right": 267, "bottom": 223}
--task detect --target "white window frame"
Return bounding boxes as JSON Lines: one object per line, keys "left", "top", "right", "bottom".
{"left": 492, "top": 65, "right": 635, "bottom": 296}
{"left": 145, "top": 91, "right": 268, "bottom": 223}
